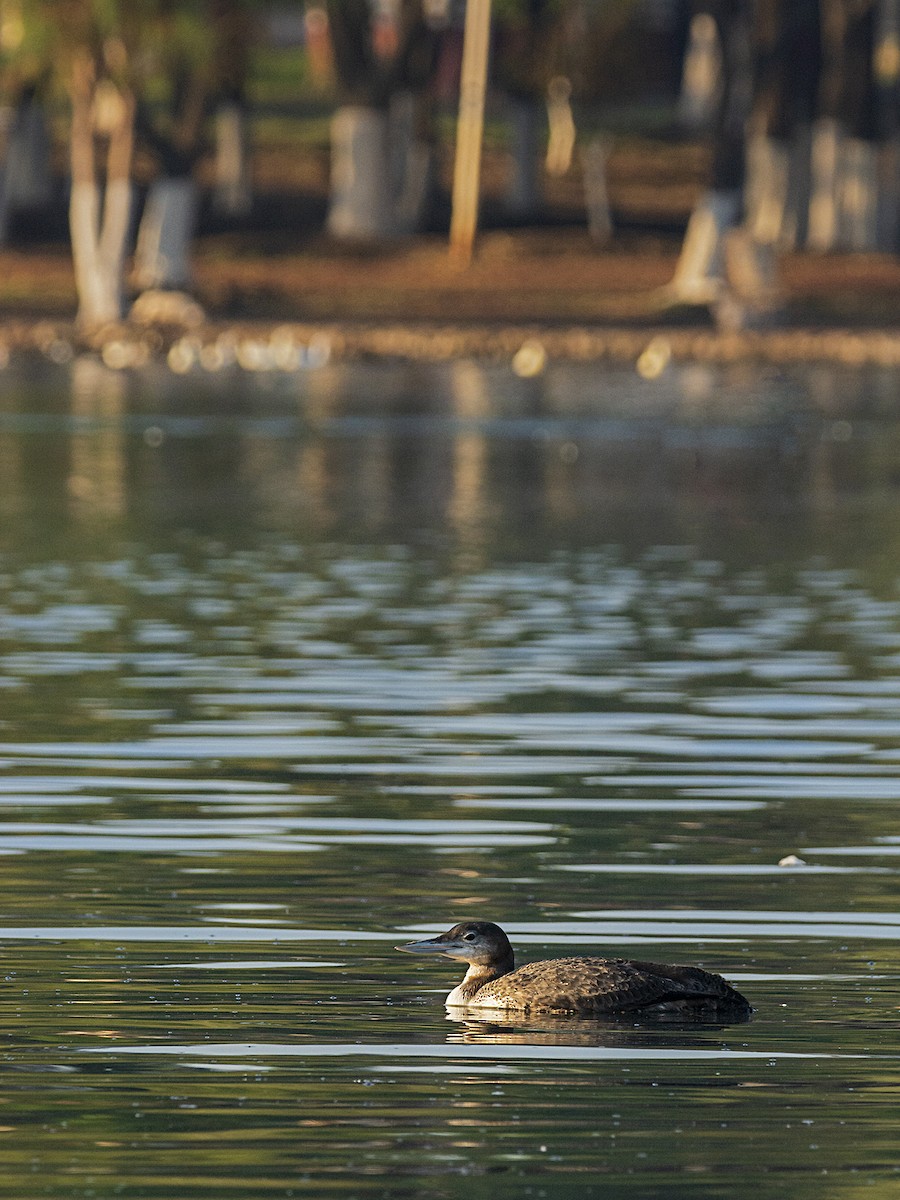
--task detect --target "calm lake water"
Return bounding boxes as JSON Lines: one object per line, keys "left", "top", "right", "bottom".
{"left": 0, "top": 353, "right": 898, "bottom": 1198}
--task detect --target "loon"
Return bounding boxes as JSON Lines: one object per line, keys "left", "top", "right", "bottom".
{"left": 396, "top": 921, "right": 752, "bottom": 1021}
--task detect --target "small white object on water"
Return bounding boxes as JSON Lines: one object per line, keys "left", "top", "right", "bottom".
{"left": 778, "top": 854, "right": 807, "bottom": 868}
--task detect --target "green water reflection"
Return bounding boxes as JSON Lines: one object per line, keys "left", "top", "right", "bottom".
{"left": 0, "top": 358, "right": 897, "bottom": 1198}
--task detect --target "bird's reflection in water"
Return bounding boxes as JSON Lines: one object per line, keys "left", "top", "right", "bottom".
{"left": 444, "top": 1011, "right": 749, "bottom": 1048}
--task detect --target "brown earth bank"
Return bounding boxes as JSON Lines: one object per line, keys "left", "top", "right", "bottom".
{"left": 6, "top": 223, "right": 900, "bottom": 325}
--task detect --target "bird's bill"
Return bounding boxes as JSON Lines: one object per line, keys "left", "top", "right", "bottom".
{"left": 395, "top": 935, "right": 461, "bottom": 957}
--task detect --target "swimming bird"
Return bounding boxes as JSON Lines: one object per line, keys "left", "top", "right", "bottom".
{"left": 396, "top": 921, "right": 752, "bottom": 1021}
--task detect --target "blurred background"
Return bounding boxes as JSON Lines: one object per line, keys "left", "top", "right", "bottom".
{"left": 2, "top": 0, "right": 899, "bottom": 332}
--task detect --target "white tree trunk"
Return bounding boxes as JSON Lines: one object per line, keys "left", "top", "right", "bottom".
{"left": 837, "top": 137, "right": 879, "bottom": 251}
{"left": 68, "top": 58, "right": 135, "bottom": 332}
{"left": 582, "top": 136, "right": 613, "bottom": 243}
{"left": 134, "top": 177, "right": 197, "bottom": 290}
{"left": 678, "top": 11, "right": 722, "bottom": 131}
{"left": 393, "top": 138, "right": 432, "bottom": 234}
{"left": 389, "top": 91, "right": 432, "bottom": 235}
{"left": 715, "top": 227, "right": 783, "bottom": 330}
{"left": 328, "top": 106, "right": 394, "bottom": 240}
{"left": 668, "top": 188, "right": 742, "bottom": 303}
{"left": 545, "top": 77, "right": 575, "bottom": 177}
{"left": 745, "top": 134, "right": 789, "bottom": 245}
{"left": 808, "top": 118, "right": 841, "bottom": 251}
{"left": 71, "top": 179, "right": 117, "bottom": 326}
{"left": 810, "top": 123, "right": 882, "bottom": 252}
{"left": 213, "top": 100, "right": 252, "bottom": 216}
{"left": 70, "top": 179, "right": 133, "bottom": 328}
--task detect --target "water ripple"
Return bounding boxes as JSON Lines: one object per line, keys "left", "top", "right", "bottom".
{"left": 79, "top": 1041, "right": 881, "bottom": 1063}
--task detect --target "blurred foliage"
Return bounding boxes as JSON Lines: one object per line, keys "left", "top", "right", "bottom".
{"left": 0, "top": 0, "right": 687, "bottom": 110}
{"left": 0, "top": 0, "right": 257, "bottom": 99}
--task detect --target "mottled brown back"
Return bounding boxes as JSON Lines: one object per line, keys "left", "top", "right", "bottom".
{"left": 473, "top": 955, "right": 751, "bottom": 1018}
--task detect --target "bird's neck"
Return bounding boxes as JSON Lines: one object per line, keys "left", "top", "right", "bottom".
{"left": 447, "top": 950, "right": 515, "bottom": 1003}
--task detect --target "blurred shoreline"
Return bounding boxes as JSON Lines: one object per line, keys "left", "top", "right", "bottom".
{"left": 3, "top": 226, "right": 900, "bottom": 368}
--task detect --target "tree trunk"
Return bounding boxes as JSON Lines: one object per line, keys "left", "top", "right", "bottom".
{"left": 389, "top": 89, "right": 433, "bottom": 235}
{"left": 134, "top": 175, "right": 197, "bottom": 289}
{"left": 327, "top": 105, "right": 394, "bottom": 239}
{"left": 212, "top": 98, "right": 252, "bottom": 217}
{"left": 668, "top": 0, "right": 752, "bottom": 304}
{"left": 669, "top": 188, "right": 742, "bottom": 303}
{"left": 837, "top": 136, "right": 879, "bottom": 250}
{"left": 808, "top": 117, "right": 841, "bottom": 249}
{"left": 68, "top": 56, "right": 135, "bottom": 331}
{"left": 678, "top": 11, "right": 722, "bottom": 131}
{"left": 582, "top": 136, "right": 612, "bottom": 243}
{"left": 325, "top": 0, "right": 440, "bottom": 241}
{"left": 545, "top": 76, "right": 575, "bottom": 177}
{"left": 745, "top": 134, "right": 789, "bottom": 244}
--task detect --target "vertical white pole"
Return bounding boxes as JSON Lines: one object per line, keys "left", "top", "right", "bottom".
{"left": 449, "top": 0, "right": 492, "bottom": 265}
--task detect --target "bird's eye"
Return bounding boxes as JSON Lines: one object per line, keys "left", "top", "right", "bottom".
{"left": 463, "top": 931, "right": 477, "bottom": 942}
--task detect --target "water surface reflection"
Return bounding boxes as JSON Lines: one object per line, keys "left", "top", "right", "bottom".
{"left": 0, "top": 357, "right": 898, "bottom": 1199}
